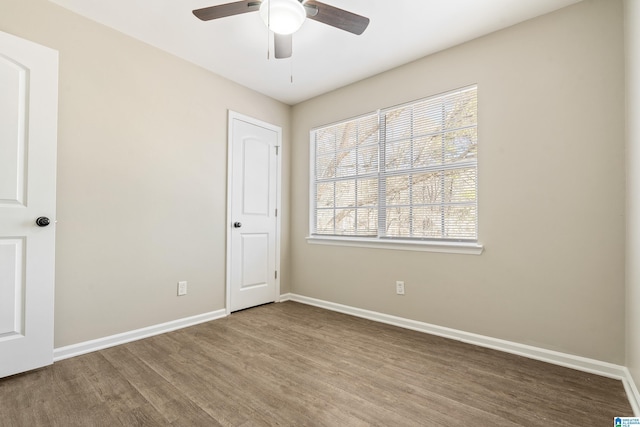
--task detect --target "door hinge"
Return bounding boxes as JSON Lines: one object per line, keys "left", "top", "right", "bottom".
{"left": 275, "top": 146, "right": 279, "bottom": 155}
{"left": 275, "top": 209, "right": 278, "bottom": 217}
{"left": 275, "top": 271, "right": 278, "bottom": 279}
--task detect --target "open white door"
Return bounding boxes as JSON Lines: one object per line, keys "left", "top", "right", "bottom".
{"left": 0, "top": 31, "right": 58, "bottom": 378}
{"left": 227, "top": 112, "right": 281, "bottom": 313}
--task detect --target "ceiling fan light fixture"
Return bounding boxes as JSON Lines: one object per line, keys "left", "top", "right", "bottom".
{"left": 259, "top": 0, "right": 306, "bottom": 35}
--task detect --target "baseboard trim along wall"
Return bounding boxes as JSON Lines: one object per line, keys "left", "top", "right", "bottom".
{"left": 53, "top": 309, "right": 227, "bottom": 362}
{"left": 624, "top": 367, "right": 640, "bottom": 416}
{"left": 280, "top": 293, "right": 640, "bottom": 416}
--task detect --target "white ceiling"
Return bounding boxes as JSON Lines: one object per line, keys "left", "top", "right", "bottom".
{"left": 49, "top": 0, "right": 581, "bottom": 105}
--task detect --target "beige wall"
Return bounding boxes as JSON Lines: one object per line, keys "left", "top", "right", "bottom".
{"left": 0, "top": 0, "right": 291, "bottom": 347}
{"left": 291, "top": 0, "right": 626, "bottom": 363}
{"left": 626, "top": 0, "right": 640, "bottom": 389}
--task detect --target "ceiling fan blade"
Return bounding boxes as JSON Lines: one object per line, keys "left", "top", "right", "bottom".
{"left": 193, "top": 1, "right": 261, "bottom": 21}
{"left": 274, "top": 33, "right": 292, "bottom": 59}
{"left": 304, "top": 1, "right": 369, "bottom": 35}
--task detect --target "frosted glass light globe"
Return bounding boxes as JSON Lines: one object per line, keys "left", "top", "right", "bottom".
{"left": 259, "top": 0, "right": 306, "bottom": 35}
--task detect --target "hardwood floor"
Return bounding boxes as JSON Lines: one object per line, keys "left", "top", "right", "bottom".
{"left": 0, "top": 301, "right": 632, "bottom": 426}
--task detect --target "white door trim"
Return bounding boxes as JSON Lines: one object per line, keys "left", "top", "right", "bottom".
{"left": 226, "top": 111, "right": 282, "bottom": 315}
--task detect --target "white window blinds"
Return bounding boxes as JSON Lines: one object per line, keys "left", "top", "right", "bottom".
{"left": 312, "top": 85, "right": 478, "bottom": 242}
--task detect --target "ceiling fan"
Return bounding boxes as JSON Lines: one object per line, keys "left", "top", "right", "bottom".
{"left": 193, "top": 0, "right": 370, "bottom": 59}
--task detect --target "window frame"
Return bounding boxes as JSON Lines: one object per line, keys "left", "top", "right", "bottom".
{"left": 307, "top": 86, "right": 483, "bottom": 255}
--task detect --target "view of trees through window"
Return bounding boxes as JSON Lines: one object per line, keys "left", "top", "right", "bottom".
{"left": 312, "top": 86, "right": 478, "bottom": 242}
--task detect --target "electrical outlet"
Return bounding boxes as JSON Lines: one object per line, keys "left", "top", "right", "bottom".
{"left": 177, "top": 281, "right": 187, "bottom": 296}
{"left": 396, "top": 281, "right": 405, "bottom": 295}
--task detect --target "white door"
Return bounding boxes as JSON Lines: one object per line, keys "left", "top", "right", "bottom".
{"left": 227, "top": 112, "right": 280, "bottom": 313}
{"left": 0, "top": 31, "right": 58, "bottom": 378}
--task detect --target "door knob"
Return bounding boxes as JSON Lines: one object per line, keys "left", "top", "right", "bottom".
{"left": 233, "top": 222, "right": 242, "bottom": 228}
{"left": 36, "top": 217, "right": 50, "bottom": 227}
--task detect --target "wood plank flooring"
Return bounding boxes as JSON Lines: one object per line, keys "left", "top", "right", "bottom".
{"left": 0, "top": 301, "right": 633, "bottom": 426}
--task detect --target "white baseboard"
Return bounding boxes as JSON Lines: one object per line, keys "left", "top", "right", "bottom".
{"left": 279, "top": 292, "right": 292, "bottom": 302}
{"left": 623, "top": 367, "right": 640, "bottom": 416}
{"left": 53, "top": 309, "right": 227, "bottom": 362}
{"left": 288, "top": 293, "right": 639, "bottom": 414}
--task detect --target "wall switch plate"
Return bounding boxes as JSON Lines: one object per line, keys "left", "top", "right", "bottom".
{"left": 178, "top": 281, "right": 187, "bottom": 296}
{"left": 396, "top": 281, "right": 405, "bottom": 295}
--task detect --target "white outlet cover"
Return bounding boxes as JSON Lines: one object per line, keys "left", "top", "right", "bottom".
{"left": 178, "top": 281, "right": 187, "bottom": 296}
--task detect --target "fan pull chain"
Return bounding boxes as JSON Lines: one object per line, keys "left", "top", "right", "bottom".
{"left": 266, "top": 31, "right": 270, "bottom": 60}
{"left": 266, "top": 0, "right": 271, "bottom": 60}
{"left": 289, "top": 36, "right": 294, "bottom": 83}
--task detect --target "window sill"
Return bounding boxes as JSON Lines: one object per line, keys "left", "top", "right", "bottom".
{"left": 306, "top": 236, "right": 484, "bottom": 255}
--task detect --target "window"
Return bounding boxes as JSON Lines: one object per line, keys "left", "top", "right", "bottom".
{"left": 309, "top": 86, "right": 480, "bottom": 252}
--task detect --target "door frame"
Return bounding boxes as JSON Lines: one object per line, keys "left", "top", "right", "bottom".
{"left": 225, "top": 111, "right": 282, "bottom": 315}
